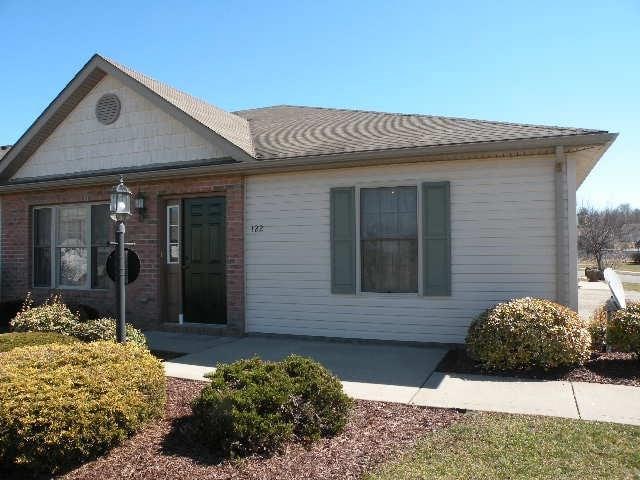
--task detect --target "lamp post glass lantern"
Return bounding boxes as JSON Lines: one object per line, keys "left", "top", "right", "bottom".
{"left": 110, "top": 176, "right": 132, "bottom": 222}
{"left": 110, "top": 176, "right": 133, "bottom": 343}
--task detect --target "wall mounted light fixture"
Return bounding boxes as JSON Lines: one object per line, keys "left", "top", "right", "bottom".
{"left": 134, "top": 194, "right": 146, "bottom": 220}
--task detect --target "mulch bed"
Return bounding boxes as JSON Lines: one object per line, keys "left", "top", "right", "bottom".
{"left": 59, "top": 378, "right": 462, "bottom": 480}
{"left": 437, "top": 349, "right": 640, "bottom": 387}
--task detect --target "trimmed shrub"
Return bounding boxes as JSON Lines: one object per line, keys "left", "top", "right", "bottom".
{"left": 608, "top": 302, "right": 640, "bottom": 354}
{"left": 0, "top": 331, "right": 79, "bottom": 353}
{"left": 630, "top": 252, "right": 640, "bottom": 264}
{"left": 585, "top": 267, "right": 604, "bottom": 282}
{"left": 466, "top": 297, "right": 591, "bottom": 370}
{"left": 71, "top": 317, "right": 147, "bottom": 348}
{"left": 0, "top": 341, "right": 165, "bottom": 474}
{"left": 191, "top": 355, "right": 352, "bottom": 457}
{"left": 10, "top": 293, "right": 78, "bottom": 335}
{"left": 280, "top": 355, "right": 351, "bottom": 440}
{"left": 589, "top": 306, "right": 608, "bottom": 351}
{"left": 10, "top": 294, "right": 146, "bottom": 348}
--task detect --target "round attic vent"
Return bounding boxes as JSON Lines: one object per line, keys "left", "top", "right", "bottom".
{"left": 95, "top": 93, "right": 121, "bottom": 125}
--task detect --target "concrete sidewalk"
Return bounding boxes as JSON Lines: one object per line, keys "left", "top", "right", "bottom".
{"left": 150, "top": 331, "right": 640, "bottom": 426}
{"left": 164, "top": 361, "right": 640, "bottom": 426}
{"left": 414, "top": 373, "right": 640, "bottom": 425}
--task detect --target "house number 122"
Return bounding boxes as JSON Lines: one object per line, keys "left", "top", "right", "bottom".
{"left": 250, "top": 225, "right": 264, "bottom": 232}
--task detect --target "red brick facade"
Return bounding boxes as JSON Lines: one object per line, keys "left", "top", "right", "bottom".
{"left": 0, "top": 174, "right": 245, "bottom": 333}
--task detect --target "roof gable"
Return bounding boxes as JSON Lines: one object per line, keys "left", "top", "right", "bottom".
{"left": 12, "top": 74, "right": 230, "bottom": 179}
{"left": 102, "top": 57, "right": 255, "bottom": 157}
{"left": 0, "top": 54, "right": 254, "bottom": 180}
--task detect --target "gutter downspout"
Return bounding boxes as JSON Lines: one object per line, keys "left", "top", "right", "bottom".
{"left": 566, "top": 155, "right": 579, "bottom": 310}
{"left": 554, "top": 146, "right": 571, "bottom": 307}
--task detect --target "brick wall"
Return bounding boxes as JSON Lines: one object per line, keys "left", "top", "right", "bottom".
{"left": 0, "top": 174, "right": 245, "bottom": 333}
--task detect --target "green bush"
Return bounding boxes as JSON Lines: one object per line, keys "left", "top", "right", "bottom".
{"left": 10, "top": 293, "right": 78, "bottom": 335}
{"left": 191, "top": 355, "right": 352, "bottom": 457}
{"left": 0, "top": 341, "right": 165, "bottom": 474}
{"left": 589, "top": 307, "right": 607, "bottom": 351}
{"left": 589, "top": 301, "right": 639, "bottom": 353}
{"left": 0, "top": 331, "right": 79, "bottom": 353}
{"left": 71, "top": 317, "right": 147, "bottom": 348}
{"left": 466, "top": 297, "right": 591, "bottom": 370}
{"left": 608, "top": 302, "right": 640, "bottom": 354}
{"left": 10, "top": 294, "right": 146, "bottom": 348}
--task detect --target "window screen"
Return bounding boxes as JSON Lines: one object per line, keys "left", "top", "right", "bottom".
{"left": 360, "top": 187, "right": 418, "bottom": 293}
{"left": 56, "top": 206, "right": 88, "bottom": 287}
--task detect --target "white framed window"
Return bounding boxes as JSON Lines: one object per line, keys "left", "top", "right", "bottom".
{"left": 33, "top": 203, "right": 110, "bottom": 289}
{"left": 166, "top": 204, "right": 180, "bottom": 264}
{"left": 359, "top": 186, "right": 418, "bottom": 293}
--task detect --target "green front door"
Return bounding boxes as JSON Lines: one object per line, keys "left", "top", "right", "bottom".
{"left": 183, "top": 197, "right": 226, "bottom": 324}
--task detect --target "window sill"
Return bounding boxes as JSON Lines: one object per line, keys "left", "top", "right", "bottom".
{"left": 32, "top": 286, "right": 110, "bottom": 292}
{"left": 332, "top": 291, "right": 453, "bottom": 298}
{"left": 357, "top": 291, "right": 420, "bottom": 298}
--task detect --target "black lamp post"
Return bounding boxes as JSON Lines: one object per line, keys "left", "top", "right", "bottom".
{"left": 110, "top": 176, "right": 133, "bottom": 343}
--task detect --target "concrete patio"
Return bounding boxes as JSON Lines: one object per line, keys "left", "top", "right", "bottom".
{"left": 146, "top": 331, "right": 640, "bottom": 426}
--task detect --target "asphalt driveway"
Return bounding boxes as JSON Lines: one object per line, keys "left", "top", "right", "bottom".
{"left": 578, "top": 280, "right": 640, "bottom": 319}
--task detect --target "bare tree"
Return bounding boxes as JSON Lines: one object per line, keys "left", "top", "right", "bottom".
{"left": 578, "top": 206, "right": 622, "bottom": 270}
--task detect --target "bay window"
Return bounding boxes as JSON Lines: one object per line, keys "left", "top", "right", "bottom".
{"left": 33, "top": 204, "right": 110, "bottom": 289}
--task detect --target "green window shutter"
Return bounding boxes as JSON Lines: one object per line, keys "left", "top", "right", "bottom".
{"left": 330, "top": 187, "right": 356, "bottom": 294}
{"left": 422, "top": 182, "right": 451, "bottom": 296}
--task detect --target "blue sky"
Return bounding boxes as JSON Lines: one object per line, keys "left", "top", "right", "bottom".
{"left": 1, "top": 0, "right": 638, "bottom": 207}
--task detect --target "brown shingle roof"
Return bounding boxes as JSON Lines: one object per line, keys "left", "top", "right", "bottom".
{"left": 0, "top": 54, "right": 613, "bottom": 182}
{"left": 234, "top": 105, "right": 606, "bottom": 159}
{"left": 93, "top": 57, "right": 611, "bottom": 161}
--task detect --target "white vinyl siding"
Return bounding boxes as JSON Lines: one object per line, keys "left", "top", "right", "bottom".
{"left": 245, "top": 155, "right": 558, "bottom": 344}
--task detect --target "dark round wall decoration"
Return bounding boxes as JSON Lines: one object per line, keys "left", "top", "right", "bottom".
{"left": 95, "top": 93, "right": 121, "bottom": 125}
{"left": 106, "top": 248, "right": 141, "bottom": 285}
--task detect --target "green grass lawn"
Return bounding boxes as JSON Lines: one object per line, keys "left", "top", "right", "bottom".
{"left": 367, "top": 412, "right": 640, "bottom": 480}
